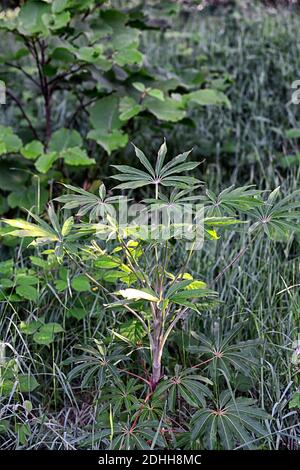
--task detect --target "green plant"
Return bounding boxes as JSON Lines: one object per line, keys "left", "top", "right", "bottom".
{"left": 190, "top": 391, "right": 269, "bottom": 450}
{"left": 3, "top": 140, "right": 299, "bottom": 395}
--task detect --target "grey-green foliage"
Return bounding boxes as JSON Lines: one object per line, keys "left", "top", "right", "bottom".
{"left": 0, "top": 0, "right": 230, "bottom": 214}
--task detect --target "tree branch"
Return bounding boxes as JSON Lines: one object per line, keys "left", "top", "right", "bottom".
{"left": 6, "top": 89, "right": 40, "bottom": 141}
{"left": 4, "top": 62, "right": 40, "bottom": 88}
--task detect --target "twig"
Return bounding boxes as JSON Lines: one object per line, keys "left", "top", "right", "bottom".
{"left": 4, "top": 62, "right": 40, "bottom": 87}
{"left": 6, "top": 89, "right": 40, "bottom": 141}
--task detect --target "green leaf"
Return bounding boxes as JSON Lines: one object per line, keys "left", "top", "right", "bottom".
{"left": 7, "top": 185, "right": 49, "bottom": 211}
{"left": 62, "top": 147, "right": 95, "bottom": 166}
{"left": 42, "top": 11, "right": 70, "bottom": 31}
{"left": 112, "top": 180, "right": 150, "bottom": 190}
{"left": 18, "top": 1, "right": 50, "bottom": 36}
{"left": 71, "top": 275, "right": 91, "bottom": 292}
{"left": 49, "top": 128, "right": 82, "bottom": 153}
{"left": 0, "top": 420, "right": 9, "bottom": 433}
{"left": 77, "top": 45, "right": 111, "bottom": 70}
{"left": 61, "top": 216, "right": 74, "bottom": 236}
{"left": 18, "top": 374, "right": 39, "bottom": 393}
{"left": 0, "top": 142, "right": 6, "bottom": 155}
{"left": 133, "top": 82, "right": 146, "bottom": 92}
{"left": 119, "top": 97, "right": 142, "bottom": 121}
{"left": 88, "top": 129, "right": 128, "bottom": 154}
{"left": 114, "top": 47, "right": 143, "bottom": 66}
{"left": 132, "top": 144, "right": 155, "bottom": 177}
{"left": 16, "top": 284, "right": 38, "bottom": 302}
{"left": 89, "top": 96, "right": 122, "bottom": 132}
{"left": 289, "top": 391, "right": 300, "bottom": 409}
{"left": 17, "top": 275, "right": 38, "bottom": 286}
{"left": 144, "top": 97, "right": 186, "bottom": 122}
{"left": 20, "top": 320, "right": 43, "bottom": 335}
{"left": 156, "top": 139, "right": 167, "bottom": 175}
{"left": 118, "top": 319, "right": 146, "bottom": 344}
{"left": 278, "top": 153, "right": 300, "bottom": 168}
{"left": 116, "top": 288, "right": 159, "bottom": 302}
{"left": 51, "top": 0, "right": 69, "bottom": 13}
{"left": 186, "top": 89, "right": 231, "bottom": 108}
{"left": 0, "top": 194, "right": 8, "bottom": 215}
{"left": 33, "top": 323, "right": 63, "bottom": 346}
{"left": 2, "top": 218, "right": 58, "bottom": 240}
{"left": 148, "top": 89, "right": 165, "bottom": 101}
{"left": 21, "top": 140, "right": 44, "bottom": 160}
{"left": 88, "top": 96, "right": 129, "bottom": 153}
{"left": 95, "top": 256, "right": 120, "bottom": 269}
{"left": 66, "top": 308, "right": 87, "bottom": 321}
{"left": 0, "top": 126, "right": 22, "bottom": 153}
{"left": 35, "top": 151, "right": 58, "bottom": 173}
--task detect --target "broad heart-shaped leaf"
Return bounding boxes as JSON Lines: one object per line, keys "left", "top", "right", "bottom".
{"left": 89, "top": 96, "right": 122, "bottom": 132}
{"left": 116, "top": 288, "right": 159, "bottom": 302}
{"left": 35, "top": 151, "right": 58, "bottom": 173}
{"left": 33, "top": 322, "right": 64, "bottom": 346}
{"left": 100, "top": 10, "right": 140, "bottom": 50}
{"left": 16, "top": 284, "right": 38, "bottom": 302}
{"left": 71, "top": 275, "right": 91, "bottom": 292}
{"left": 17, "top": 1, "right": 50, "bottom": 36}
{"left": 76, "top": 45, "right": 111, "bottom": 70}
{"left": 21, "top": 140, "right": 44, "bottom": 160}
{"left": 66, "top": 308, "right": 87, "bottom": 321}
{"left": 0, "top": 126, "right": 22, "bottom": 154}
{"left": 119, "top": 97, "right": 142, "bottom": 121}
{"left": 87, "top": 129, "right": 128, "bottom": 154}
{"left": 49, "top": 128, "right": 82, "bottom": 153}
{"left": 42, "top": 11, "right": 71, "bottom": 31}
{"left": 144, "top": 96, "right": 186, "bottom": 122}
{"left": 185, "top": 89, "right": 231, "bottom": 108}
{"left": 62, "top": 147, "right": 95, "bottom": 166}
{"left": 114, "top": 46, "right": 143, "bottom": 66}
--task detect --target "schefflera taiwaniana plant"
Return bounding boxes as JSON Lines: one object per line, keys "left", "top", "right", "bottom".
{"left": 3, "top": 141, "right": 300, "bottom": 392}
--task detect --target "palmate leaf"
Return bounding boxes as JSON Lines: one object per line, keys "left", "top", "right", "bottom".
{"left": 154, "top": 369, "right": 213, "bottom": 412}
{"left": 1, "top": 205, "right": 78, "bottom": 261}
{"left": 190, "top": 391, "right": 269, "bottom": 449}
{"left": 55, "top": 183, "right": 125, "bottom": 221}
{"left": 111, "top": 141, "right": 202, "bottom": 190}
{"left": 67, "top": 341, "right": 128, "bottom": 390}
{"left": 109, "top": 420, "right": 166, "bottom": 450}
{"left": 248, "top": 187, "right": 300, "bottom": 239}
{"left": 188, "top": 323, "right": 259, "bottom": 380}
{"left": 202, "top": 185, "right": 263, "bottom": 217}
